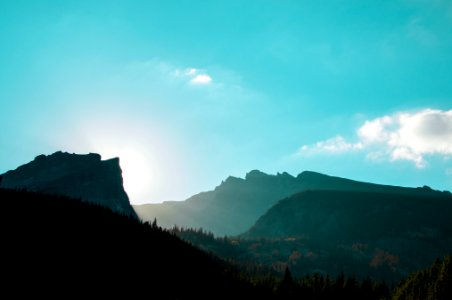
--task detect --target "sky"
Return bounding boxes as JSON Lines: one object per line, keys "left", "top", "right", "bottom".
{"left": 1, "top": 0, "right": 452, "bottom": 204}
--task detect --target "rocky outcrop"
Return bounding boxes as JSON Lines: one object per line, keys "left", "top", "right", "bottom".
{"left": 1, "top": 151, "right": 137, "bottom": 218}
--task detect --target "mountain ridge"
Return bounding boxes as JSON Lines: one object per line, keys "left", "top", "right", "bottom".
{"left": 135, "top": 169, "right": 447, "bottom": 236}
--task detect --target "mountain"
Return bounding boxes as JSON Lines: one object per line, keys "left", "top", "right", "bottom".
{"left": 0, "top": 188, "right": 261, "bottom": 298}
{"left": 245, "top": 189, "right": 452, "bottom": 239}
{"left": 135, "top": 170, "right": 308, "bottom": 236}
{"left": 134, "top": 170, "right": 445, "bottom": 236}
{"left": 0, "top": 151, "right": 136, "bottom": 218}
{"left": 243, "top": 189, "right": 452, "bottom": 280}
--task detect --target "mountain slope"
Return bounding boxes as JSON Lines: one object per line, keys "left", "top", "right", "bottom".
{"left": 0, "top": 188, "right": 259, "bottom": 298}
{"left": 0, "top": 151, "right": 136, "bottom": 218}
{"left": 135, "top": 170, "right": 445, "bottom": 236}
{"left": 244, "top": 189, "right": 452, "bottom": 279}
{"left": 246, "top": 189, "right": 452, "bottom": 240}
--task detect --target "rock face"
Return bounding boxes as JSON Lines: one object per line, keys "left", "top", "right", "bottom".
{"left": 1, "top": 151, "right": 137, "bottom": 218}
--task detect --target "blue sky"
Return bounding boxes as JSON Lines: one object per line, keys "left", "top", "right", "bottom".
{"left": 1, "top": 0, "right": 452, "bottom": 204}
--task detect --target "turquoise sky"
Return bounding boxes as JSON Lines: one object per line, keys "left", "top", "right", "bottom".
{"left": 1, "top": 0, "right": 452, "bottom": 204}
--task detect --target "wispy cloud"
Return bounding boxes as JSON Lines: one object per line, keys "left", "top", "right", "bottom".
{"left": 300, "top": 136, "right": 363, "bottom": 154}
{"left": 298, "top": 108, "right": 452, "bottom": 168}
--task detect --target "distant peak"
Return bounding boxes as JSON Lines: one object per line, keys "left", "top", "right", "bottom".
{"left": 224, "top": 176, "right": 244, "bottom": 184}
{"left": 245, "top": 170, "right": 269, "bottom": 180}
{"left": 215, "top": 176, "right": 244, "bottom": 190}
{"left": 276, "top": 172, "right": 295, "bottom": 179}
{"left": 296, "top": 170, "right": 328, "bottom": 179}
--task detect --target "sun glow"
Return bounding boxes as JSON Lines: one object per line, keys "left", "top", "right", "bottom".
{"left": 90, "top": 142, "right": 155, "bottom": 203}
{"left": 115, "top": 148, "right": 154, "bottom": 201}
{"left": 65, "top": 117, "right": 156, "bottom": 203}
{"left": 58, "top": 112, "right": 189, "bottom": 204}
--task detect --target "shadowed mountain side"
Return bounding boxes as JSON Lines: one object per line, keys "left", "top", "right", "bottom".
{"left": 244, "top": 190, "right": 452, "bottom": 277}
{"left": 0, "top": 188, "right": 262, "bottom": 298}
{"left": 0, "top": 151, "right": 137, "bottom": 218}
{"left": 134, "top": 170, "right": 448, "bottom": 236}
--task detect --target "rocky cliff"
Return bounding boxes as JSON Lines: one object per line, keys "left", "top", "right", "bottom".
{"left": 1, "top": 151, "right": 137, "bottom": 218}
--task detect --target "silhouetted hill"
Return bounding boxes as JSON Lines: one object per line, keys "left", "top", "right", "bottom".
{"left": 0, "top": 151, "right": 136, "bottom": 218}
{"left": 243, "top": 190, "right": 452, "bottom": 280}
{"left": 0, "top": 188, "right": 260, "bottom": 298}
{"left": 135, "top": 170, "right": 446, "bottom": 236}
{"left": 0, "top": 188, "right": 396, "bottom": 299}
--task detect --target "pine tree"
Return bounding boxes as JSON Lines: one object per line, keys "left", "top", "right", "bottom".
{"left": 435, "top": 256, "right": 452, "bottom": 300}
{"left": 279, "top": 266, "right": 295, "bottom": 298}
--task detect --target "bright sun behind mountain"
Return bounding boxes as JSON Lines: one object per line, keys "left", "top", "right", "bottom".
{"left": 105, "top": 148, "right": 154, "bottom": 202}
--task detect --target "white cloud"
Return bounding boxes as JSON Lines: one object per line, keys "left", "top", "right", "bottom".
{"left": 134, "top": 61, "right": 213, "bottom": 86}
{"left": 190, "top": 74, "right": 212, "bottom": 85}
{"left": 175, "top": 67, "right": 213, "bottom": 85}
{"left": 298, "top": 108, "right": 452, "bottom": 168}
{"left": 299, "top": 136, "right": 362, "bottom": 155}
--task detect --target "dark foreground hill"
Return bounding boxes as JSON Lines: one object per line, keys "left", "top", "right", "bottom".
{"left": 0, "top": 188, "right": 259, "bottom": 298}
{"left": 0, "top": 151, "right": 137, "bottom": 218}
{"left": 4, "top": 187, "right": 448, "bottom": 299}
{"left": 135, "top": 170, "right": 447, "bottom": 236}
{"left": 243, "top": 190, "right": 452, "bottom": 280}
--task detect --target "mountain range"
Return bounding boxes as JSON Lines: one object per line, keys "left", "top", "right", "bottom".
{"left": 2, "top": 151, "right": 452, "bottom": 284}
{"left": 134, "top": 169, "right": 449, "bottom": 236}
{"left": 133, "top": 166, "right": 452, "bottom": 281}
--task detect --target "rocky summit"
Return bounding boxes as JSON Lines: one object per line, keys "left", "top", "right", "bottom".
{"left": 0, "top": 151, "right": 137, "bottom": 218}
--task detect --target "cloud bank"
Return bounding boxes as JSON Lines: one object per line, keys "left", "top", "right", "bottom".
{"left": 299, "top": 109, "right": 452, "bottom": 168}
